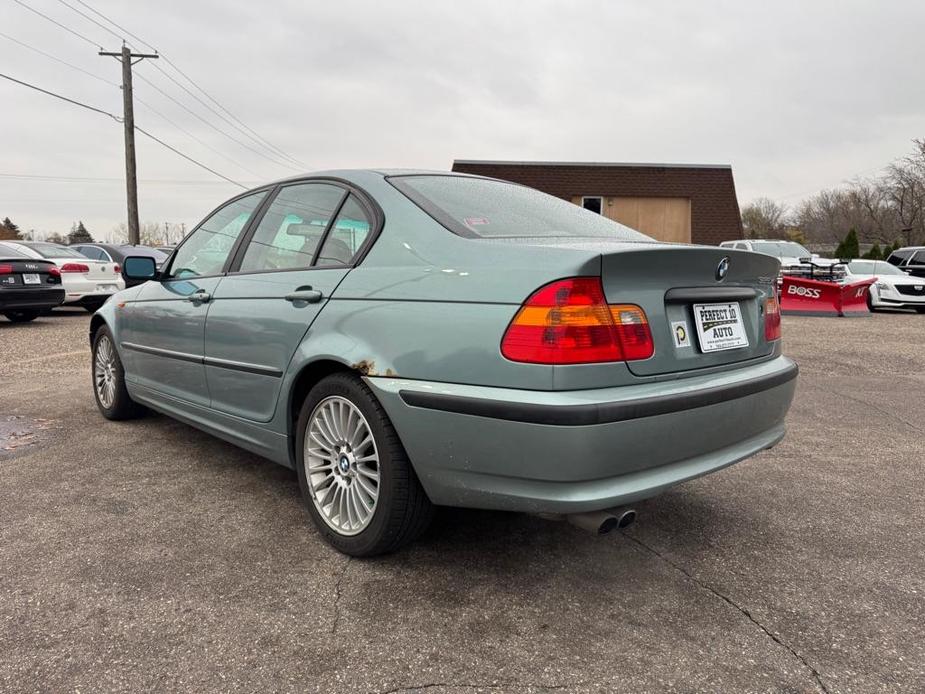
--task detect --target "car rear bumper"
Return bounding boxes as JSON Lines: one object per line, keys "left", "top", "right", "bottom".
{"left": 366, "top": 356, "right": 798, "bottom": 513}
{"left": 62, "top": 277, "right": 123, "bottom": 304}
{"left": 1, "top": 287, "right": 66, "bottom": 311}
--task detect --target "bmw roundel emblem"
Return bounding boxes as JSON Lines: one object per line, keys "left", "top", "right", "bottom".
{"left": 716, "top": 256, "right": 730, "bottom": 281}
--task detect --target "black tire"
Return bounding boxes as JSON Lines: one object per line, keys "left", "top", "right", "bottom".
{"left": 295, "top": 372, "right": 433, "bottom": 556}
{"left": 3, "top": 310, "right": 39, "bottom": 323}
{"left": 91, "top": 324, "right": 147, "bottom": 420}
{"left": 866, "top": 292, "right": 876, "bottom": 312}
{"left": 84, "top": 301, "right": 105, "bottom": 313}
{"left": 915, "top": 306, "right": 925, "bottom": 314}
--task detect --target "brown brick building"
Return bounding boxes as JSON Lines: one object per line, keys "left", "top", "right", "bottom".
{"left": 451, "top": 160, "right": 743, "bottom": 245}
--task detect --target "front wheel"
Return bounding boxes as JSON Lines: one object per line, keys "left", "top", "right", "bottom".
{"left": 92, "top": 325, "right": 146, "bottom": 420}
{"left": 295, "top": 373, "right": 433, "bottom": 556}
{"left": 3, "top": 310, "right": 39, "bottom": 323}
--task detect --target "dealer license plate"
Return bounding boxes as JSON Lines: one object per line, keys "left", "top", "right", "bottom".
{"left": 22, "top": 273, "right": 40, "bottom": 285}
{"left": 692, "top": 302, "right": 749, "bottom": 353}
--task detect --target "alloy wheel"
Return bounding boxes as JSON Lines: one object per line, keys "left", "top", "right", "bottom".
{"left": 94, "top": 334, "right": 117, "bottom": 409}
{"left": 304, "top": 395, "right": 380, "bottom": 536}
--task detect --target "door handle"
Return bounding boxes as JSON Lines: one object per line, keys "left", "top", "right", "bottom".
{"left": 285, "top": 288, "right": 323, "bottom": 304}
{"left": 186, "top": 290, "right": 211, "bottom": 303}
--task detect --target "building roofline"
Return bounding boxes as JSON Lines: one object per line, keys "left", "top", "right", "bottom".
{"left": 453, "top": 159, "right": 732, "bottom": 171}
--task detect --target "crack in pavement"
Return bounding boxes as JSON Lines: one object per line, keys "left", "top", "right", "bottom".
{"left": 331, "top": 556, "right": 352, "bottom": 635}
{"left": 815, "top": 385, "right": 922, "bottom": 435}
{"left": 377, "top": 682, "right": 577, "bottom": 693}
{"left": 622, "top": 532, "right": 831, "bottom": 694}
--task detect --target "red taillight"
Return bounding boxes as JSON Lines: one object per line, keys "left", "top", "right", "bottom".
{"left": 48, "top": 265, "right": 60, "bottom": 276}
{"left": 764, "top": 295, "right": 781, "bottom": 341}
{"left": 501, "top": 277, "right": 654, "bottom": 364}
{"left": 0, "top": 264, "right": 12, "bottom": 275}
{"left": 59, "top": 263, "right": 90, "bottom": 273}
{"left": 113, "top": 264, "right": 121, "bottom": 273}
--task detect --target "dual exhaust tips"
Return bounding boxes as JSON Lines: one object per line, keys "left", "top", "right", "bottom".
{"left": 537, "top": 507, "right": 637, "bottom": 535}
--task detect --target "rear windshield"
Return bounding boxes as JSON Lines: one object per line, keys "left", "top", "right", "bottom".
{"left": 389, "top": 175, "right": 652, "bottom": 241}
{"left": 750, "top": 241, "right": 811, "bottom": 258}
{"left": 848, "top": 260, "right": 906, "bottom": 276}
{"left": 26, "top": 242, "right": 86, "bottom": 259}
{"left": 121, "top": 246, "right": 168, "bottom": 261}
{"left": 0, "top": 242, "right": 28, "bottom": 258}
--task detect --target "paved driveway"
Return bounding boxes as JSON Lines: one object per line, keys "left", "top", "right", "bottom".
{"left": 1, "top": 310, "right": 923, "bottom": 693}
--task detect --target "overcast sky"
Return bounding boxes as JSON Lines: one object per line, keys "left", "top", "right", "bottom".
{"left": 1, "top": 0, "right": 923, "bottom": 240}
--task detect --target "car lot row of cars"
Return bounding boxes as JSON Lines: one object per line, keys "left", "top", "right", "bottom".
{"left": 0, "top": 240, "right": 172, "bottom": 322}
{"left": 719, "top": 239, "right": 925, "bottom": 312}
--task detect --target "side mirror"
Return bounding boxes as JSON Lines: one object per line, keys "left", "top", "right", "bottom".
{"left": 123, "top": 255, "right": 158, "bottom": 281}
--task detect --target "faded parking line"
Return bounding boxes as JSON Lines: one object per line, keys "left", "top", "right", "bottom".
{"left": 15, "top": 350, "right": 87, "bottom": 365}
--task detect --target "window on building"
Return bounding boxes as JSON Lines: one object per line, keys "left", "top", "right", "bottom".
{"left": 582, "top": 196, "right": 603, "bottom": 215}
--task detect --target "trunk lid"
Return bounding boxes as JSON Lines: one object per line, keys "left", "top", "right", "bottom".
{"left": 600, "top": 245, "right": 780, "bottom": 376}
{"left": 79, "top": 259, "right": 119, "bottom": 281}
{"left": 0, "top": 258, "right": 60, "bottom": 288}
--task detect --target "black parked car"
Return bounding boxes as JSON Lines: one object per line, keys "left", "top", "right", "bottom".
{"left": 886, "top": 246, "right": 925, "bottom": 278}
{"left": 71, "top": 243, "right": 169, "bottom": 287}
{"left": 0, "top": 245, "right": 65, "bottom": 322}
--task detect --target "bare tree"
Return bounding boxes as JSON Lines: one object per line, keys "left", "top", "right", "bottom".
{"left": 741, "top": 197, "right": 788, "bottom": 238}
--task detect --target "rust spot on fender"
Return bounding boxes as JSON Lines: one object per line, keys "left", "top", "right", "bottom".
{"left": 351, "top": 359, "right": 377, "bottom": 376}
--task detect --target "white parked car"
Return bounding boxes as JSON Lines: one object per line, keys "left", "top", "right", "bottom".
{"left": 0, "top": 240, "right": 124, "bottom": 311}
{"left": 845, "top": 259, "right": 925, "bottom": 313}
{"left": 719, "top": 239, "right": 838, "bottom": 272}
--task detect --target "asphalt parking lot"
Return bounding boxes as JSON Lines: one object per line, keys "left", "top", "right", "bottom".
{"left": 1, "top": 310, "right": 923, "bottom": 693}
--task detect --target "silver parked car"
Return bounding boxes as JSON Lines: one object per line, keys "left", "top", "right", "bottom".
{"left": 90, "top": 170, "right": 797, "bottom": 555}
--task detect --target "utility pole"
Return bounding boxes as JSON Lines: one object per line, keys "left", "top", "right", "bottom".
{"left": 100, "top": 44, "right": 158, "bottom": 245}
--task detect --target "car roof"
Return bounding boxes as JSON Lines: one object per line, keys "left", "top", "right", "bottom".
{"left": 264, "top": 168, "right": 486, "bottom": 189}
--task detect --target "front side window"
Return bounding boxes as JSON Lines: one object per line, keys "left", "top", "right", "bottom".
{"left": 390, "top": 175, "right": 651, "bottom": 241}
{"left": 239, "top": 183, "right": 346, "bottom": 273}
{"left": 911, "top": 251, "right": 925, "bottom": 265}
{"left": 315, "top": 195, "right": 372, "bottom": 267}
{"left": 168, "top": 191, "right": 266, "bottom": 279}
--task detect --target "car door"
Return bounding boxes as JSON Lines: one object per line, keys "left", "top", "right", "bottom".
{"left": 203, "top": 181, "right": 377, "bottom": 422}
{"left": 121, "top": 190, "right": 268, "bottom": 406}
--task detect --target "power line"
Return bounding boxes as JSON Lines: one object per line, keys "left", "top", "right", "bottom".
{"left": 134, "top": 126, "right": 245, "bottom": 188}
{"left": 52, "top": 0, "right": 123, "bottom": 44}
{"left": 10, "top": 0, "right": 100, "bottom": 48}
{"left": 0, "top": 71, "right": 246, "bottom": 189}
{"left": 70, "top": 0, "right": 306, "bottom": 168}
{"left": 133, "top": 93, "right": 266, "bottom": 179}
{"left": 0, "top": 172, "right": 254, "bottom": 185}
{"left": 72, "top": 0, "right": 155, "bottom": 51}
{"left": 132, "top": 69, "right": 295, "bottom": 173}
{"left": 0, "top": 30, "right": 118, "bottom": 86}
{"left": 0, "top": 30, "right": 260, "bottom": 178}
{"left": 145, "top": 60, "right": 302, "bottom": 170}
{"left": 0, "top": 69, "right": 119, "bottom": 119}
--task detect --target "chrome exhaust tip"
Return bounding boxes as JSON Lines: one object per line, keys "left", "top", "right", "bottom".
{"left": 567, "top": 507, "right": 636, "bottom": 535}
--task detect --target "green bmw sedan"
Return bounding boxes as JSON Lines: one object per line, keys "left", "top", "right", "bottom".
{"left": 90, "top": 170, "right": 797, "bottom": 556}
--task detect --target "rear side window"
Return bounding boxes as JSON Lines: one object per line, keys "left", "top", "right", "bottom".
{"left": 911, "top": 251, "right": 925, "bottom": 264}
{"left": 315, "top": 195, "right": 372, "bottom": 267}
{"left": 239, "top": 183, "right": 346, "bottom": 273}
{"left": 390, "top": 175, "right": 652, "bottom": 241}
